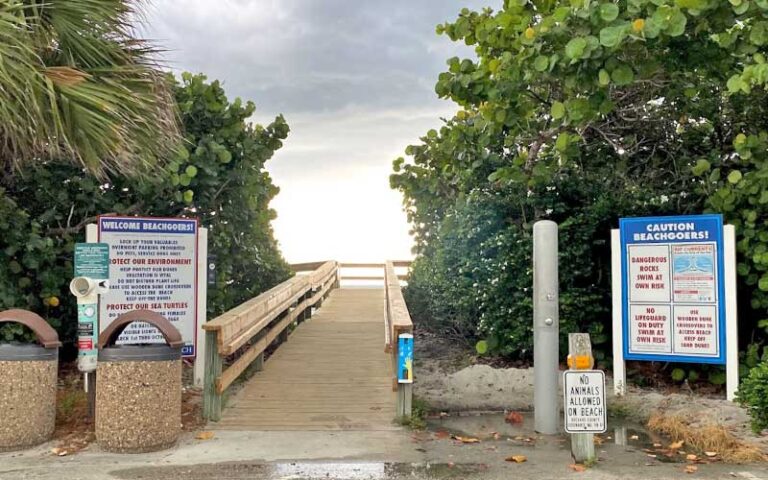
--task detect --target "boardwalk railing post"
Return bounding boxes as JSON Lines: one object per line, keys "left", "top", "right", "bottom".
{"left": 278, "top": 311, "right": 290, "bottom": 344}
{"left": 203, "top": 331, "right": 222, "bottom": 421}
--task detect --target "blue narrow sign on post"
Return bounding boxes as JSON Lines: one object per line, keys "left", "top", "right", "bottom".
{"left": 398, "top": 333, "right": 413, "bottom": 383}
{"left": 619, "top": 214, "right": 726, "bottom": 364}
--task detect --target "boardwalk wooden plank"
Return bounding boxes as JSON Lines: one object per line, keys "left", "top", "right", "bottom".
{"left": 216, "top": 288, "right": 397, "bottom": 431}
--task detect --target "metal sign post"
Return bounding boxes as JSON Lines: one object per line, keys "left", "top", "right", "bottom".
{"left": 533, "top": 220, "right": 559, "bottom": 435}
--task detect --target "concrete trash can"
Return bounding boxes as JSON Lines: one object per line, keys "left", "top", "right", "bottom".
{"left": 96, "top": 310, "right": 184, "bottom": 453}
{"left": 0, "top": 310, "right": 61, "bottom": 452}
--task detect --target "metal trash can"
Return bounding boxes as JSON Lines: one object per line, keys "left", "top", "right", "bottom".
{"left": 96, "top": 310, "right": 183, "bottom": 453}
{"left": 0, "top": 310, "right": 61, "bottom": 452}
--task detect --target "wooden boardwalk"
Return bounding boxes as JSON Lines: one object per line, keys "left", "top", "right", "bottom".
{"left": 216, "top": 288, "right": 398, "bottom": 431}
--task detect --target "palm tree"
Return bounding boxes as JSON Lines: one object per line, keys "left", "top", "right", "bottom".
{"left": 0, "top": 0, "right": 179, "bottom": 177}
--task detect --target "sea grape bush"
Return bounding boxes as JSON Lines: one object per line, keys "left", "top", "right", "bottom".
{"left": 393, "top": 0, "right": 768, "bottom": 362}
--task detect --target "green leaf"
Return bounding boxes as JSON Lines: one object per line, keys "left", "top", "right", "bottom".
{"left": 534, "top": 55, "right": 549, "bottom": 72}
{"left": 671, "top": 368, "right": 686, "bottom": 381}
{"left": 611, "top": 64, "right": 635, "bottom": 85}
{"left": 475, "top": 340, "right": 489, "bottom": 354}
{"left": 727, "top": 75, "right": 744, "bottom": 93}
{"left": 709, "top": 370, "right": 726, "bottom": 385}
{"left": 556, "top": 132, "right": 570, "bottom": 152}
{"left": 565, "top": 37, "right": 588, "bottom": 59}
{"left": 759, "top": 275, "right": 768, "bottom": 291}
{"left": 185, "top": 165, "right": 198, "bottom": 178}
{"left": 551, "top": 101, "right": 566, "bottom": 119}
{"left": 692, "top": 158, "right": 711, "bottom": 176}
{"left": 667, "top": 10, "right": 687, "bottom": 36}
{"left": 598, "top": 69, "right": 611, "bottom": 86}
{"left": 600, "top": 25, "right": 627, "bottom": 47}
{"left": 553, "top": 6, "right": 571, "bottom": 21}
{"left": 183, "top": 189, "right": 194, "bottom": 204}
{"left": 218, "top": 149, "right": 233, "bottom": 163}
{"left": 728, "top": 170, "right": 743, "bottom": 184}
{"left": 600, "top": 3, "right": 620, "bottom": 21}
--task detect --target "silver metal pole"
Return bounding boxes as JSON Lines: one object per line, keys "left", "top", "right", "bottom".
{"left": 533, "top": 220, "right": 559, "bottom": 434}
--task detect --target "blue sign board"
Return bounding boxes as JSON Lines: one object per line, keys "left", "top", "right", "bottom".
{"left": 619, "top": 214, "right": 726, "bottom": 364}
{"left": 397, "top": 333, "right": 413, "bottom": 383}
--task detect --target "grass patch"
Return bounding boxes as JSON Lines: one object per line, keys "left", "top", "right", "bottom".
{"left": 607, "top": 402, "right": 631, "bottom": 419}
{"left": 396, "top": 396, "right": 430, "bottom": 430}
{"left": 647, "top": 414, "right": 766, "bottom": 463}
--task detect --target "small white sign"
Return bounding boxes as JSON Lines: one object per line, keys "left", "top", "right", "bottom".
{"left": 563, "top": 370, "right": 606, "bottom": 434}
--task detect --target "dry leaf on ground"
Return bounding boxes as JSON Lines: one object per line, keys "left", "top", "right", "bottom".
{"left": 686, "top": 454, "right": 698, "bottom": 461}
{"left": 569, "top": 464, "right": 587, "bottom": 472}
{"left": 434, "top": 430, "right": 450, "bottom": 440}
{"left": 669, "top": 440, "right": 685, "bottom": 450}
{"left": 50, "top": 447, "right": 67, "bottom": 456}
{"left": 452, "top": 435, "right": 480, "bottom": 444}
{"left": 505, "top": 411, "right": 524, "bottom": 424}
{"left": 704, "top": 451, "right": 718, "bottom": 457}
{"left": 685, "top": 465, "right": 698, "bottom": 474}
{"left": 195, "top": 431, "right": 215, "bottom": 440}
{"left": 505, "top": 455, "right": 527, "bottom": 463}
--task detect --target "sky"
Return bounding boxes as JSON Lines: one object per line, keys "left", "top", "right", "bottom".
{"left": 142, "top": 0, "right": 498, "bottom": 263}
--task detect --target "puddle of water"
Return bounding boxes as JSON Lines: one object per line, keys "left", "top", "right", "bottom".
{"left": 274, "top": 462, "right": 484, "bottom": 480}
{"left": 113, "top": 462, "right": 487, "bottom": 480}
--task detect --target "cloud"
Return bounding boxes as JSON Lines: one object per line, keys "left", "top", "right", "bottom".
{"left": 140, "top": 0, "right": 501, "bottom": 262}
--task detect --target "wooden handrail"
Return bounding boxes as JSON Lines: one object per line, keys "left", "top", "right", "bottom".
{"left": 203, "top": 261, "right": 340, "bottom": 421}
{"left": 384, "top": 260, "right": 414, "bottom": 417}
{"left": 384, "top": 261, "right": 413, "bottom": 352}
{"left": 290, "top": 261, "right": 330, "bottom": 272}
{"left": 292, "top": 261, "right": 412, "bottom": 275}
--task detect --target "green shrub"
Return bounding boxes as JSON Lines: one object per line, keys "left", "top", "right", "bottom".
{"left": 737, "top": 360, "right": 768, "bottom": 434}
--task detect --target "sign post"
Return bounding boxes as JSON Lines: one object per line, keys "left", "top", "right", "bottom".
{"left": 71, "top": 239, "right": 110, "bottom": 418}
{"left": 397, "top": 333, "right": 414, "bottom": 417}
{"left": 564, "top": 333, "right": 605, "bottom": 463}
{"left": 612, "top": 214, "right": 738, "bottom": 400}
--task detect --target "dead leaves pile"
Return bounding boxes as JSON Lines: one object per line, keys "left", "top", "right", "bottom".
{"left": 639, "top": 439, "right": 725, "bottom": 474}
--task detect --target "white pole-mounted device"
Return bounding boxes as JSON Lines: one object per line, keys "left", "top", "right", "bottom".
{"left": 70, "top": 276, "right": 108, "bottom": 373}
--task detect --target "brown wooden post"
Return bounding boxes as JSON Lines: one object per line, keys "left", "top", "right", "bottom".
{"left": 203, "top": 331, "right": 222, "bottom": 421}
{"left": 568, "top": 333, "right": 595, "bottom": 463}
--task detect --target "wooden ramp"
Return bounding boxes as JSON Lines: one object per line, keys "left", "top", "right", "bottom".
{"left": 216, "top": 288, "right": 398, "bottom": 431}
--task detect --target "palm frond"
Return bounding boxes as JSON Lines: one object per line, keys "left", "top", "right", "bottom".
{"left": 0, "top": 0, "right": 179, "bottom": 177}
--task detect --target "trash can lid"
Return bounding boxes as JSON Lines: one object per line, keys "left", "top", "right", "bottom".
{"left": 0, "top": 309, "right": 61, "bottom": 349}
{"left": 0, "top": 343, "right": 59, "bottom": 361}
{"left": 98, "top": 344, "right": 181, "bottom": 362}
